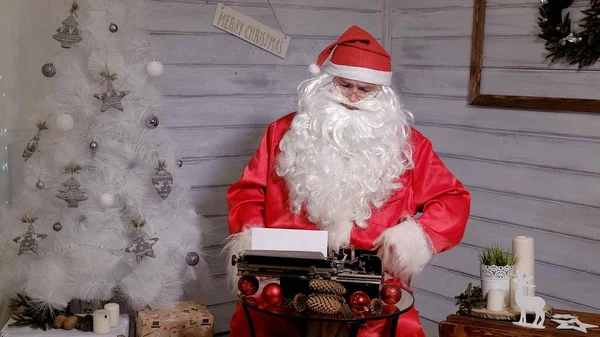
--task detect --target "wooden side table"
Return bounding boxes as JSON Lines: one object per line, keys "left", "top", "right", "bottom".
{"left": 439, "top": 310, "right": 600, "bottom": 337}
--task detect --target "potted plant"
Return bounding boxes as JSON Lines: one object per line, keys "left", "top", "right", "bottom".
{"left": 478, "top": 244, "right": 518, "bottom": 308}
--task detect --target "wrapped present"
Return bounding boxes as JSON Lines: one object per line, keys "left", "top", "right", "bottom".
{"left": 135, "top": 301, "right": 213, "bottom": 337}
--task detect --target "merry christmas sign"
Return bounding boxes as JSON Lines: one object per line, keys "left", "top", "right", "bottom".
{"left": 212, "top": 3, "right": 290, "bottom": 59}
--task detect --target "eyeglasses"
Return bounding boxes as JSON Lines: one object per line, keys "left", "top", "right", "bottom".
{"left": 332, "top": 78, "right": 380, "bottom": 101}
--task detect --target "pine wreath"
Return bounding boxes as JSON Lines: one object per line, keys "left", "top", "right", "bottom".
{"left": 538, "top": 0, "right": 600, "bottom": 67}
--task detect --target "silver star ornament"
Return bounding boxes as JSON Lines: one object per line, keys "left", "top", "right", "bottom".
{"left": 552, "top": 318, "right": 599, "bottom": 333}
{"left": 125, "top": 233, "right": 159, "bottom": 263}
{"left": 93, "top": 81, "right": 129, "bottom": 112}
{"left": 13, "top": 225, "right": 48, "bottom": 255}
{"left": 551, "top": 314, "right": 578, "bottom": 320}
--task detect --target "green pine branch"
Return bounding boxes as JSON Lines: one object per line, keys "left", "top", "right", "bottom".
{"left": 7, "top": 293, "right": 64, "bottom": 331}
{"left": 454, "top": 283, "right": 485, "bottom": 315}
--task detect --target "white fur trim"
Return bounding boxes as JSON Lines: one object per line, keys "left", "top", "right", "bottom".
{"left": 222, "top": 225, "right": 259, "bottom": 292}
{"left": 325, "top": 61, "right": 392, "bottom": 86}
{"left": 308, "top": 63, "right": 321, "bottom": 75}
{"left": 374, "top": 218, "right": 434, "bottom": 285}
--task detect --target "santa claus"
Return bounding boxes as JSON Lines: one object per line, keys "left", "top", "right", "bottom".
{"left": 224, "top": 25, "right": 470, "bottom": 337}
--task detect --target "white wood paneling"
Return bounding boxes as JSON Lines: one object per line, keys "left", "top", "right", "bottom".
{"left": 151, "top": 34, "right": 332, "bottom": 66}
{"left": 445, "top": 156, "right": 600, "bottom": 207}
{"left": 419, "top": 124, "right": 600, "bottom": 174}
{"left": 480, "top": 68, "right": 600, "bottom": 100}
{"left": 402, "top": 95, "right": 600, "bottom": 139}
{"left": 178, "top": 157, "right": 251, "bottom": 187}
{"left": 157, "top": 65, "right": 310, "bottom": 96}
{"left": 399, "top": 66, "right": 600, "bottom": 100}
{"left": 470, "top": 188, "right": 600, "bottom": 242}
{"left": 167, "top": 126, "right": 263, "bottom": 157}
{"left": 202, "top": 275, "right": 237, "bottom": 305}
{"left": 393, "top": 36, "right": 600, "bottom": 70}
{"left": 393, "top": 67, "right": 468, "bottom": 97}
{"left": 153, "top": 0, "right": 381, "bottom": 11}
{"left": 145, "top": 2, "right": 381, "bottom": 37}
{"left": 392, "top": 2, "right": 589, "bottom": 38}
{"left": 162, "top": 96, "right": 294, "bottom": 128}
{"left": 392, "top": 0, "right": 582, "bottom": 10}
{"left": 202, "top": 216, "right": 228, "bottom": 246}
{"left": 189, "top": 186, "right": 229, "bottom": 216}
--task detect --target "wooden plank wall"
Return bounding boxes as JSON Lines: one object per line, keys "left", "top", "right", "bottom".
{"left": 392, "top": 0, "right": 600, "bottom": 334}
{"left": 145, "top": 0, "right": 382, "bottom": 334}
{"left": 147, "top": 0, "right": 600, "bottom": 335}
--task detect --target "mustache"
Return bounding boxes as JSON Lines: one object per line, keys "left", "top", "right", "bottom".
{"left": 318, "top": 86, "right": 383, "bottom": 113}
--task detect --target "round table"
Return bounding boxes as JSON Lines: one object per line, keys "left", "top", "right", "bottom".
{"left": 240, "top": 288, "right": 414, "bottom": 337}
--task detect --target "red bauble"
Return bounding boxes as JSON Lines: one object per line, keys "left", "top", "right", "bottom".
{"left": 238, "top": 276, "right": 259, "bottom": 296}
{"left": 261, "top": 283, "right": 283, "bottom": 305}
{"left": 380, "top": 284, "right": 402, "bottom": 305}
{"left": 349, "top": 291, "right": 370, "bottom": 313}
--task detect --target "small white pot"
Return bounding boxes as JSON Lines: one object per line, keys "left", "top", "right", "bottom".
{"left": 480, "top": 264, "right": 513, "bottom": 308}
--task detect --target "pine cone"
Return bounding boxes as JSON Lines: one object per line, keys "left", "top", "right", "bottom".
{"left": 63, "top": 315, "right": 78, "bottom": 330}
{"left": 307, "top": 293, "right": 342, "bottom": 315}
{"left": 369, "top": 299, "right": 384, "bottom": 315}
{"left": 308, "top": 279, "right": 346, "bottom": 296}
{"left": 319, "top": 293, "right": 345, "bottom": 304}
{"left": 293, "top": 293, "right": 308, "bottom": 313}
{"left": 53, "top": 315, "right": 67, "bottom": 328}
{"left": 76, "top": 315, "right": 93, "bottom": 332}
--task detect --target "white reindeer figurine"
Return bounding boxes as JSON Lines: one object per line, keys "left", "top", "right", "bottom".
{"left": 512, "top": 270, "right": 546, "bottom": 329}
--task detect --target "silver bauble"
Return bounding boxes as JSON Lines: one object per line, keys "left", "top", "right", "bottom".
{"left": 186, "top": 252, "right": 200, "bottom": 266}
{"left": 52, "top": 222, "right": 62, "bottom": 232}
{"left": 42, "top": 63, "right": 56, "bottom": 77}
{"left": 109, "top": 22, "right": 118, "bottom": 33}
{"left": 36, "top": 178, "right": 46, "bottom": 189}
{"left": 177, "top": 158, "right": 183, "bottom": 168}
{"left": 89, "top": 140, "right": 99, "bottom": 151}
{"left": 145, "top": 114, "right": 159, "bottom": 129}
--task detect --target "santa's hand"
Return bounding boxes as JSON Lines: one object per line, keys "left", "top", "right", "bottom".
{"left": 373, "top": 236, "right": 396, "bottom": 257}
{"left": 374, "top": 237, "right": 402, "bottom": 279}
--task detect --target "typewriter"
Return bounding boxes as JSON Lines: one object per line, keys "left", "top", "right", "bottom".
{"left": 231, "top": 246, "right": 383, "bottom": 300}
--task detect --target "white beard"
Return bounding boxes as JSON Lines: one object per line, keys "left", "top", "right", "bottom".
{"left": 276, "top": 78, "right": 414, "bottom": 250}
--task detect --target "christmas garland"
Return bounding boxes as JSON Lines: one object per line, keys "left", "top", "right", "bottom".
{"left": 538, "top": 0, "right": 600, "bottom": 67}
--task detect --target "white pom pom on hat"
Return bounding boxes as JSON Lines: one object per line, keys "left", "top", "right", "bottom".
{"left": 307, "top": 25, "right": 392, "bottom": 86}
{"left": 308, "top": 63, "right": 321, "bottom": 75}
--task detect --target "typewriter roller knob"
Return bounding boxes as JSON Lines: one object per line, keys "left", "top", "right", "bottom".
{"left": 231, "top": 254, "right": 237, "bottom": 266}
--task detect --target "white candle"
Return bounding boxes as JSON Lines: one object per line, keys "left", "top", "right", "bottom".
{"left": 487, "top": 288, "right": 505, "bottom": 312}
{"left": 510, "top": 236, "right": 535, "bottom": 309}
{"left": 103, "top": 303, "right": 120, "bottom": 328}
{"left": 93, "top": 309, "right": 111, "bottom": 334}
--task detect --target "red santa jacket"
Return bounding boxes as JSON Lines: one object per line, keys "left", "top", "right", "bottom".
{"left": 226, "top": 112, "right": 470, "bottom": 284}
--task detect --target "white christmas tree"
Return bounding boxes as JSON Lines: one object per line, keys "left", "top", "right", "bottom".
{"left": 0, "top": 0, "right": 209, "bottom": 323}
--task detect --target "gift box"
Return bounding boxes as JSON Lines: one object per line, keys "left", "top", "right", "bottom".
{"left": 0, "top": 314, "right": 130, "bottom": 337}
{"left": 135, "top": 301, "right": 213, "bottom": 337}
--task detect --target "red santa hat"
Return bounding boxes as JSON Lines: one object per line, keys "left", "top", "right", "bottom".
{"left": 308, "top": 25, "right": 392, "bottom": 86}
